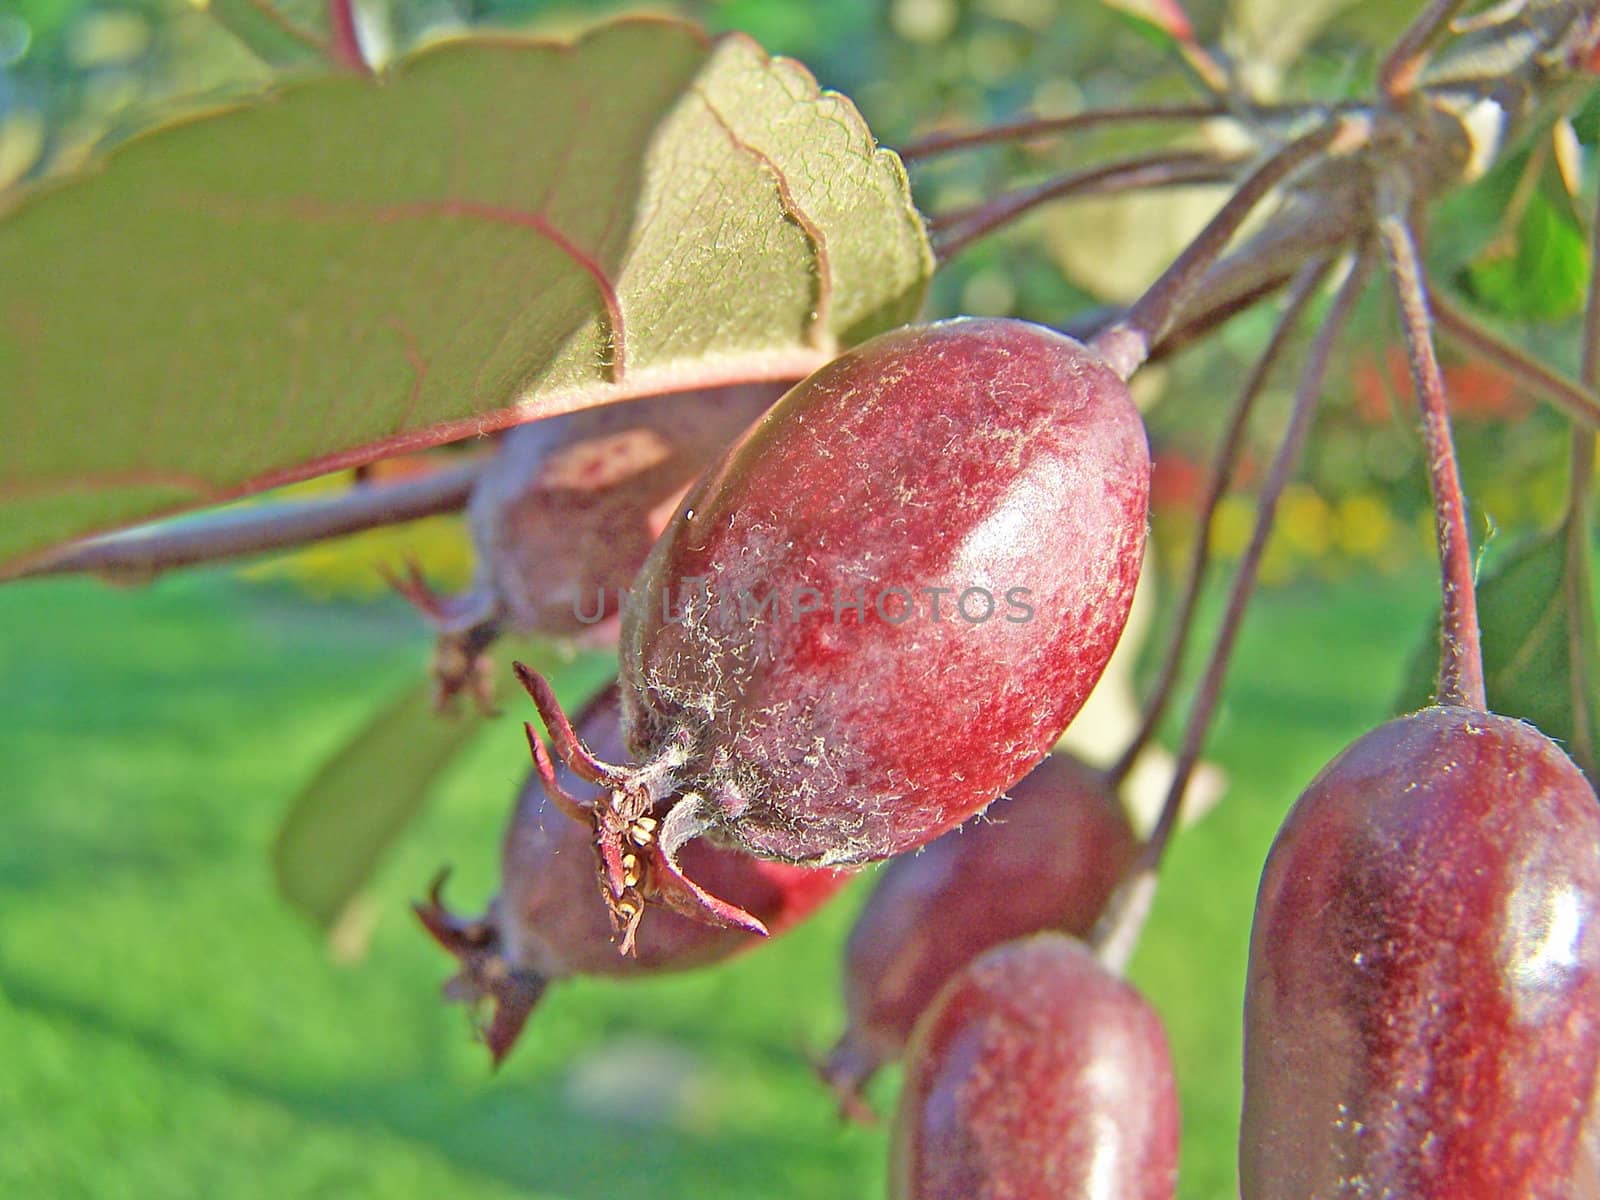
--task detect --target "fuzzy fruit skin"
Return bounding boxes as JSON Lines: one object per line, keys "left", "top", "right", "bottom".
{"left": 822, "top": 752, "right": 1137, "bottom": 1109}
{"left": 1241, "top": 706, "right": 1600, "bottom": 1199}
{"left": 618, "top": 317, "right": 1149, "bottom": 874}
{"left": 416, "top": 684, "right": 846, "bottom": 1065}
{"left": 890, "top": 933, "right": 1179, "bottom": 1200}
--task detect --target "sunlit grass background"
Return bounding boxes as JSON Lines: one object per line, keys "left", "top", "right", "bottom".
{"left": 0, "top": 564, "right": 1441, "bottom": 1199}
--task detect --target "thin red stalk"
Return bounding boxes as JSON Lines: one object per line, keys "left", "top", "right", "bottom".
{"left": 1377, "top": 187, "right": 1487, "bottom": 711}
{"left": 927, "top": 150, "right": 1232, "bottom": 231}
{"left": 1095, "top": 251, "right": 1372, "bottom": 975}
{"left": 1378, "top": 0, "right": 1470, "bottom": 98}
{"left": 1432, "top": 291, "right": 1600, "bottom": 428}
{"left": 13, "top": 459, "right": 482, "bottom": 581}
{"left": 1107, "top": 257, "right": 1332, "bottom": 789}
{"left": 1562, "top": 181, "right": 1600, "bottom": 774}
{"left": 1059, "top": 195, "right": 1363, "bottom": 355}
{"left": 1174, "top": 37, "right": 1232, "bottom": 99}
{"left": 1157, "top": 252, "right": 1370, "bottom": 865}
{"left": 1566, "top": 427, "right": 1597, "bottom": 776}
{"left": 931, "top": 151, "right": 1242, "bottom": 263}
{"left": 325, "top": 0, "right": 369, "bottom": 74}
{"left": 898, "top": 103, "right": 1222, "bottom": 161}
{"left": 1090, "top": 115, "right": 1369, "bottom": 380}
{"left": 1582, "top": 177, "right": 1600, "bottom": 392}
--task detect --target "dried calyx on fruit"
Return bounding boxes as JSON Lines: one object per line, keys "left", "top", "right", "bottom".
{"left": 1240, "top": 706, "right": 1600, "bottom": 1197}
{"left": 890, "top": 933, "right": 1179, "bottom": 1200}
{"left": 392, "top": 384, "right": 780, "bottom": 708}
{"left": 515, "top": 317, "right": 1150, "bottom": 952}
{"left": 821, "top": 751, "right": 1137, "bottom": 1116}
{"left": 415, "top": 683, "right": 847, "bottom": 1066}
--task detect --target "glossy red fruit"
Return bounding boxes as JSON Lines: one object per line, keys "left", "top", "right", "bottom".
{"left": 392, "top": 383, "right": 779, "bottom": 707}
{"left": 821, "top": 752, "right": 1137, "bottom": 1113}
{"left": 416, "top": 684, "right": 847, "bottom": 1066}
{"left": 518, "top": 317, "right": 1149, "bottom": 948}
{"left": 891, "top": 933, "right": 1179, "bottom": 1200}
{"left": 1241, "top": 705, "right": 1600, "bottom": 1198}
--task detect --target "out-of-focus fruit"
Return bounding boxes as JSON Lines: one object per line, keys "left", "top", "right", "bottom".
{"left": 890, "top": 933, "right": 1179, "bottom": 1199}
{"left": 821, "top": 752, "right": 1137, "bottom": 1113}
{"left": 395, "top": 383, "right": 780, "bottom": 707}
{"left": 416, "top": 684, "right": 846, "bottom": 1066}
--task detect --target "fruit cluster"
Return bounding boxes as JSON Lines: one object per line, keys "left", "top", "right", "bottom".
{"left": 420, "top": 305, "right": 1600, "bottom": 1199}
{"left": 406, "top": 8, "right": 1600, "bottom": 1196}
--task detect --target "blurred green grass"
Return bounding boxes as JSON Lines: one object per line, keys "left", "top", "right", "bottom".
{"left": 0, "top": 565, "right": 1438, "bottom": 1199}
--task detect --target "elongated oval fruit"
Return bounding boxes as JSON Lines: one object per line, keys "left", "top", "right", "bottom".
{"left": 393, "top": 383, "right": 780, "bottom": 706}
{"left": 822, "top": 752, "right": 1137, "bottom": 1113}
{"left": 517, "top": 317, "right": 1149, "bottom": 947}
{"left": 415, "top": 684, "right": 847, "bottom": 1066}
{"left": 891, "top": 933, "right": 1179, "bottom": 1200}
{"left": 1241, "top": 705, "right": 1600, "bottom": 1198}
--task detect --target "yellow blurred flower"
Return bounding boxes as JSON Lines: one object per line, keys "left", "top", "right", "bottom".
{"left": 1333, "top": 492, "right": 1395, "bottom": 559}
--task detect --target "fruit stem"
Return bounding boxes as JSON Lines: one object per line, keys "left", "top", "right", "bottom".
{"left": 897, "top": 103, "right": 1224, "bottom": 161}
{"left": 1108, "top": 257, "right": 1332, "bottom": 790}
{"left": 1091, "top": 116, "right": 1370, "bottom": 380}
{"left": 931, "top": 151, "right": 1243, "bottom": 263}
{"left": 326, "top": 0, "right": 370, "bottom": 74}
{"left": 1378, "top": 0, "right": 1469, "bottom": 99}
{"left": 1376, "top": 179, "right": 1488, "bottom": 712}
{"left": 1561, "top": 184, "right": 1600, "bottom": 776}
{"left": 1094, "top": 249, "right": 1373, "bottom": 974}
{"left": 1431, "top": 292, "right": 1600, "bottom": 428}
{"left": 1058, "top": 195, "right": 1365, "bottom": 361}
{"left": 7, "top": 458, "right": 483, "bottom": 582}
{"left": 1565, "top": 426, "right": 1597, "bottom": 778}
{"left": 1569, "top": 179, "right": 1600, "bottom": 523}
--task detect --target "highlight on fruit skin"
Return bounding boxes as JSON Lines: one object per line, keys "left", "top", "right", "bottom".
{"left": 820, "top": 751, "right": 1137, "bottom": 1117}
{"left": 890, "top": 933, "right": 1180, "bottom": 1200}
{"left": 1240, "top": 705, "right": 1600, "bottom": 1198}
{"left": 518, "top": 315, "right": 1151, "bottom": 949}
{"left": 388, "top": 382, "right": 780, "bottom": 709}
{"left": 414, "top": 683, "right": 848, "bottom": 1067}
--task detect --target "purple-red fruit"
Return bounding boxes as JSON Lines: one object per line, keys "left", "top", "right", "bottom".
{"left": 891, "top": 933, "right": 1180, "bottom": 1200}
{"left": 822, "top": 752, "right": 1137, "bottom": 1112}
{"left": 519, "top": 317, "right": 1149, "bottom": 946}
{"left": 1241, "top": 706, "right": 1600, "bottom": 1198}
{"left": 416, "top": 685, "right": 847, "bottom": 1066}
{"left": 394, "top": 383, "right": 779, "bottom": 706}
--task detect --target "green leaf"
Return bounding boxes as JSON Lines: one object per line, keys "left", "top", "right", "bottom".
{"left": 1464, "top": 189, "right": 1590, "bottom": 321}
{"left": 202, "top": 0, "right": 332, "bottom": 69}
{"left": 1100, "top": 0, "right": 1194, "bottom": 45}
{"left": 0, "top": 17, "right": 932, "bottom": 574}
{"left": 271, "top": 639, "right": 613, "bottom": 936}
{"left": 1396, "top": 520, "right": 1600, "bottom": 779}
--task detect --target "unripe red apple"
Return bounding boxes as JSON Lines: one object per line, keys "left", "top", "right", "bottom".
{"left": 518, "top": 316, "right": 1150, "bottom": 947}
{"left": 416, "top": 684, "right": 846, "bottom": 1065}
{"left": 891, "top": 933, "right": 1179, "bottom": 1199}
{"left": 1241, "top": 706, "right": 1600, "bottom": 1198}
{"left": 822, "top": 752, "right": 1137, "bottom": 1112}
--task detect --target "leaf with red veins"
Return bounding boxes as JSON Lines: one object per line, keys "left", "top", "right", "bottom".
{"left": 0, "top": 17, "right": 930, "bottom": 575}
